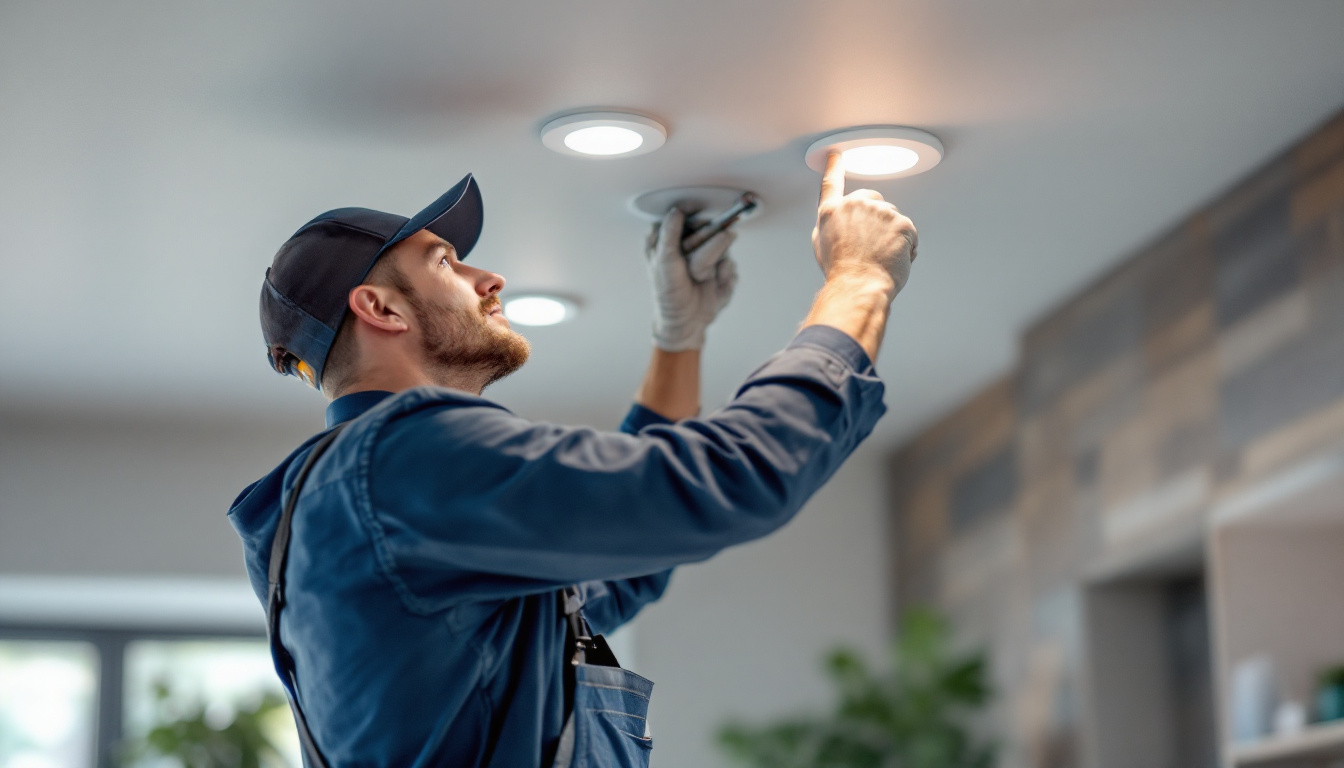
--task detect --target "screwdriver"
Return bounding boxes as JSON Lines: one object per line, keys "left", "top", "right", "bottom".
{"left": 680, "top": 192, "right": 759, "bottom": 253}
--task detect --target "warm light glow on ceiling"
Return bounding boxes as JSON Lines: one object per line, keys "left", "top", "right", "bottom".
{"left": 541, "top": 111, "right": 666, "bottom": 159}
{"left": 503, "top": 295, "right": 576, "bottom": 326}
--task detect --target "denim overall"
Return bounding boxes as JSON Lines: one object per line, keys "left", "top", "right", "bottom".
{"left": 267, "top": 424, "right": 655, "bottom": 768}
{"left": 550, "top": 587, "right": 655, "bottom": 768}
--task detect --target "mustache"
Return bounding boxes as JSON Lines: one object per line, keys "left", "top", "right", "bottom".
{"left": 480, "top": 296, "right": 502, "bottom": 315}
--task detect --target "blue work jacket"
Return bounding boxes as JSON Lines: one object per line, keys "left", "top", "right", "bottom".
{"left": 227, "top": 325, "right": 886, "bottom": 767}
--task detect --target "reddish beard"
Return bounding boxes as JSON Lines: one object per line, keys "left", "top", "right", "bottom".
{"left": 406, "top": 291, "right": 531, "bottom": 389}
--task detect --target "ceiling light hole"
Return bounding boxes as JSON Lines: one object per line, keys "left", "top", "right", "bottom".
{"left": 628, "top": 186, "right": 764, "bottom": 222}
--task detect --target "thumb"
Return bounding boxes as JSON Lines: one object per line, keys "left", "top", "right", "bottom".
{"left": 687, "top": 229, "right": 736, "bottom": 281}
{"left": 653, "top": 208, "right": 686, "bottom": 261}
{"left": 715, "top": 255, "right": 739, "bottom": 307}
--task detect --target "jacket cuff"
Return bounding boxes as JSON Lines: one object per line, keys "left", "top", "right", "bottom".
{"left": 787, "top": 325, "right": 875, "bottom": 374}
{"left": 620, "top": 402, "right": 676, "bottom": 434}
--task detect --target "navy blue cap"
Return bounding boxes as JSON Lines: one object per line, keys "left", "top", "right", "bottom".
{"left": 260, "top": 173, "right": 483, "bottom": 389}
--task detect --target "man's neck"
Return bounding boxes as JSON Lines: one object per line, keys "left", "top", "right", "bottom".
{"left": 333, "top": 365, "right": 489, "bottom": 400}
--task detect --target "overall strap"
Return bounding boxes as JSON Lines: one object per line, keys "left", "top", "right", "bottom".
{"left": 267, "top": 424, "right": 347, "bottom": 768}
{"left": 562, "top": 586, "right": 592, "bottom": 666}
{"left": 560, "top": 586, "right": 622, "bottom": 707}
{"left": 555, "top": 586, "right": 626, "bottom": 768}
{"left": 560, "top": 586, "right": 589, "bottom": 721}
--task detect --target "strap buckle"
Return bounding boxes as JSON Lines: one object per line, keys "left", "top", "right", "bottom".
{"left": 571, "top": 633, "right": 593, "bottom": 666}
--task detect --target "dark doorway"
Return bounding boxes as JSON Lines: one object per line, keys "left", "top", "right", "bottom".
{"left": 1164, "top": 575, "right": 1217, "bottom": 768}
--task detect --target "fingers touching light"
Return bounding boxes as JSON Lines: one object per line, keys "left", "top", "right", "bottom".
{"left": 541, "top": 111, "right": 667, "bottom": 158}
{"left": 805, "top": 126, "right": 944, "bottom": 179}
{"left": 503, "top": 295, "right": 578, "bottom": 326}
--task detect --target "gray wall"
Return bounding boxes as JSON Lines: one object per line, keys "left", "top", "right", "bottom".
{"left": 0, "top": 406, "right": 318, "bottom": 577}
{"left": 0, "top": 402, "right": 892, "bottom": 768}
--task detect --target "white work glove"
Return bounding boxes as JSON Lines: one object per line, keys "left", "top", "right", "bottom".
{"left": 645, "top": 208, "right": 739, "bottom": 352}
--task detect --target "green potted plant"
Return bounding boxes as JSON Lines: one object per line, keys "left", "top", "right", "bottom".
{"left": 1319, "top": 665, "right": 1344, "bottom": 723}
{"left": 718, "top": 607, "right": 995, "bottom": 768}
{"left": 119, "top": 681, "right": 292, "bottom": 768}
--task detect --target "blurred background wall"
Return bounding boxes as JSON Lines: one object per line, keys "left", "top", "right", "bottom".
{"left": 887, "top": 109, "right": 1344, "bottom": 768}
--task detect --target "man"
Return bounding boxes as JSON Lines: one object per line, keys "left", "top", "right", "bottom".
{"left": 228, "top": 152, "right": 916, "bottom": 768}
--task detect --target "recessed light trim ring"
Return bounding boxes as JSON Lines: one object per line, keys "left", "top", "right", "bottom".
{"left": 804, "top": 126, "right": 944, "bottom": 179}
{"left": 541, "top": 111, "right": 667, "bottom": 158}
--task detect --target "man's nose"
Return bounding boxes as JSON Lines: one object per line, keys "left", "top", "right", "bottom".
{"left": 473, "top": 266, "right": 505, "bottom": 297}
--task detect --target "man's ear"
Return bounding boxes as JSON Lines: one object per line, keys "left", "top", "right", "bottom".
{"left": 348, "top": 284, "right": 410, "bottom": 334}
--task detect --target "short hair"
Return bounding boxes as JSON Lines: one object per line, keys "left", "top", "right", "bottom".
{"left": 319, "top": 254, "right": 414, "bottom": 397}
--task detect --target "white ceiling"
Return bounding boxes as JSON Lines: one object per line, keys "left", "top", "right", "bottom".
{"left": 2, "top": 0, "right": 1342, "bottom": 447}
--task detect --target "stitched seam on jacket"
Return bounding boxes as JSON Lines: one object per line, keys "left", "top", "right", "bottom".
{"left": 349, "top": 395, "right": 439, "bottom": 616}
{"left": 350, "top": 389, "right": 513, "bottom": 617}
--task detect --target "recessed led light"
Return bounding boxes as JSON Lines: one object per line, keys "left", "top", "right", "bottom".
{"left": 503, "top": 294, "right": 579, "bottom": 326}
{"left": 564, "top": 125, "right": 644, "bottom": 156}
{"left": 804, "top": 126, "right": 944, "bottom": 180}
{"left": 541, "top": 111, "right": 667, "bottom": 159}
{"left": 841, "top": 145, "right": 920, "bottom": 176}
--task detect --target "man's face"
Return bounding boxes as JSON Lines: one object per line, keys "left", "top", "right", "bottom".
{"left": 387, "top": 230, "right": 530, "bottom": 389}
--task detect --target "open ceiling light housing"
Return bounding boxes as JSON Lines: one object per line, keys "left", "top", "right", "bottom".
{"left": 805, "top": 126, "right": 944, "bottom": 180}
{"left": 541, "top": 111, "right": 667, "bottom": 158}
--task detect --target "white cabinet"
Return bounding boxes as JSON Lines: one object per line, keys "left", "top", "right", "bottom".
{"left": 1208, "top": 446, "right": 1344, "bottom": 767}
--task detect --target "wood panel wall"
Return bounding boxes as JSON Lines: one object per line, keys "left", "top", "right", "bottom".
{"left": 887, "top": 108, "right": 1344, "bottom": 768}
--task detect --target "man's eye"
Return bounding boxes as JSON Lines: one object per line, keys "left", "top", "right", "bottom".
{"left": 440, "top": 256, "right": 450, "bottom": 267}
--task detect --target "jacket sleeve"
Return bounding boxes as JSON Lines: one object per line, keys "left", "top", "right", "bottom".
{"left": 577, "top": 403, "right": 678, "bottom": 634}
{"left": 574, "top": 573, "right": 674, "bottom": 636}
{"left": 365, "top": 326, "right": 886, "bottom": 605}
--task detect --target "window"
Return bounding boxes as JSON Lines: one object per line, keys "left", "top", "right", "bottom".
{"left": 123, "top": 639, "right": 299, "bottom": 767}
{"left": 0, "top": 629, "right": 301, "bottom": 768}
{"left": 0, "top": 640, "right": 99, "bottom": 768}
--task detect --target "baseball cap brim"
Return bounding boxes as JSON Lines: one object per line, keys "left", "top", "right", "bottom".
{"left": 376, "top": 172, "right": 484, "bottom": 263}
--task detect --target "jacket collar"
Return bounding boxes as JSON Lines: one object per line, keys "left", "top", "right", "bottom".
{"left": 325, "top": 390, "right": 394, "bottom": 428}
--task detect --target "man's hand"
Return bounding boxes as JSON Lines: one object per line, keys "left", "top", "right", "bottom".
{"left": 811, "top": 151, "right": 917, "bottom": 299}
{"left": 646, "top": 208, "right": 739, "bottom": 352}
{"left": 802, "top": 151, "right": 919, "bottom": 362}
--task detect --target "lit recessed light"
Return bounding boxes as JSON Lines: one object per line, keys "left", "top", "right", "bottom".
{"left": 841, "top": 145, "right": 920, "bottom": 176}
{"left": 565, "top": 125, "right": 644, "bottom": 156}
{"left": 541, "top": 111, "right": 667, "bottom": 159}
{"left": 804, "top": 126, "right": 943, "bottom": 179}
{"left": 503, "top": 294, "right": 579, "bottom": 326}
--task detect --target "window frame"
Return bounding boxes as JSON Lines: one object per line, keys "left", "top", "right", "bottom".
{"left": 0, "top": 622, "right": 268, "bottom": 768}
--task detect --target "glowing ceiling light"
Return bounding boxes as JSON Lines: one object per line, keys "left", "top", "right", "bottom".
{"left": 541, "top": 111, "right": 667, "bottom": 158}
{"left": 564, "top": 125, "right": 644, "bottom": 156}
{"left": 842, "top": 145, "right": 920, "bottom": 176}
{"left": 503, "top": 295, "right": 578, "bottom": 326}
{"left": 805, "top": 126, "right": 944, "bottom": 180}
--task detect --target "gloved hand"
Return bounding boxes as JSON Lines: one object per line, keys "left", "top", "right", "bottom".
{"left": 645, "top": 207, "right": 739, "bottom": 352}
